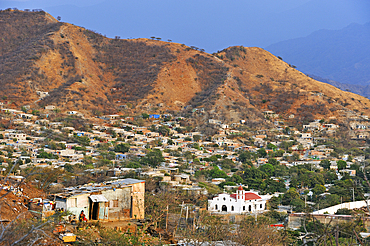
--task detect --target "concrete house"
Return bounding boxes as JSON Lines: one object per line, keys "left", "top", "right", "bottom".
{"left": 50, "top": 178, "right": 145, "bottom": 221}
{"left": 45, "top": 105, "right": 56, "bottom": 110}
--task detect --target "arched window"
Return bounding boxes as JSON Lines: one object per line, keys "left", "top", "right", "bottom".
{"left": 249, "top": 205, "right": 251, "bottom": 212}
{"left": 243, "top": 206, "right": 245, "bottom": 211}
{"left": 260, "top": 204, "right": 263, "bottom": 209}
{"left": 222, "top": 205, "right": 227, "bottom": 212}
{"left": 215, "top": 205, "right": 218, "bottom": 210}
{"left": 231, "top": 206, "right": 234, "bottom": 211}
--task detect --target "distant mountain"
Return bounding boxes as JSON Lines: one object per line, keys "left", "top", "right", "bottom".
{"left": 308, "top": 75, "right": 370, "bottom": 99}
{"left": 2, "top": 9, "right": 370, "bottom": 126}
{"left": 266, "top": 22, "right": 370, "bottom": 86}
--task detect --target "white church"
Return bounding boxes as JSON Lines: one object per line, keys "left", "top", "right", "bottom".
{"left": 208, "top": 186, "right": 268, "bottom": 214}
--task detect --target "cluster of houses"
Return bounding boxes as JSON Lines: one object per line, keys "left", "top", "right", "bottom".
{"left": 0, "top": 105, "right": 366, "bottom": 219}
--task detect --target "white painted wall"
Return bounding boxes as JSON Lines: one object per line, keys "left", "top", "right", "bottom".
{"left": 313, "top": 200, "right": 370, "bottom": 214}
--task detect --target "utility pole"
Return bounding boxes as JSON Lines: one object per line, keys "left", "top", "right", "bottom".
{"left": 255, "top": 210, "right": 257, "bottom": 222}
{"left": 304, "top": 195, "right": 306, "bottom": 207}
{"left": 352, "top": 188, "right": 355, "bottom": 202}
{"left": 186, "top": 205, "right": 189, "bottom": 224}
{"left": 165, "top": 205, "right": 168, "bottom": 232}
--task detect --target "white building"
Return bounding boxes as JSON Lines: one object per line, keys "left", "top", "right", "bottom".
{"left": 208, "top": 186, "right": 267, "bottom": 214}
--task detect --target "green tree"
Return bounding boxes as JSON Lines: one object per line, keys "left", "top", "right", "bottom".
{"left": 271, "top": 149, "right": 285, "bottom": 157}
{"left": 267, "top": 158, "right": 279, "bottom": 166}
{"left": 273, "top": 165, "right": 288, "bottom": 177}
{"left": 140, "top": 149, "right": 165, "bottom": 168}
{"left": 209, "top": 166, "right": 228, "bottom": 179}
{"left": 282, "top": 188, "right": 300, "bottom": 205}
{"left": 21, "top": 106, "right": 28, "bottom": 113}
{"left": 107, "top": 128, "right": 117, "bottom": 138}
{"left": 259, "top": 164, "right": 275, "bottom": 176}
{"left": 74, "top": 135, "right": 90, "bottom": 146}
{"left": 31, "top": 110, "right": 40, "bottom": 116}
{"left": 184, "top": 151, "right": 194, "bottom": 163}
{"left": 337, "top": 160, "right": 347, "bottom": 170}
{"left": 228, "top": 174, "right": 243, "bottom": 184}
{"left": 37, "top": 150, "right": 59, "bottom": 159}
{"left": 312, "top": 184, "right": 326, "bottom": 195}
{"left": 193, "top": 135, "right": 201, "bottom": 142}
{"left": 218, "top": 181, "right": 236, "bottom": 189}
{"left": 83, "top": 156, "right": 94, "bottom": 165}
{"left": 323, "top": 170, "right": 337, "bottom": 184}
{"left": 268, "top": 196, "right": 280, "bottom": 209}
{"left": 114, "top": 143, "right": 130, "bottom": 153}
{"left": 218, "top": 159, "right": 236, "bottom": 170}
{"left": 280, "top": 141, "right": 293, "bottom": 150}
{"left": 257, "top": 148, "right": 267, "bottom": 158}
{"left": 64, "top": 163, "right": 73, "bottom": 172}
{"left": 267, "top": 143, "right": 277, "bottom": 149}
{"left": 291, "top": 198, "right": 305, "bottom": 212}
{"left": 53, "top": 108, "right": 61, "bottom": 113}
{"left": 328, "top": 179, "right": 354, "bottom": 202}
{"left": 238, "top": 151, "right": 254, "bottom": 163}
{"left": 320, "top": 159, "right": 331, "bottom": 170}
{"left": 291, "top": 152, "right": 300, "bottom": 161}
{"left": 192, "top": 143, "right": 200, "bottom": 150}
{"left": 158, "top": 126, "right": 170, "bottom": 136}
{"left": 142, "top": 113, "right": 149, "bottom": 119}
{"left": 283, "top": 127, "right": 290, "bottom": 134}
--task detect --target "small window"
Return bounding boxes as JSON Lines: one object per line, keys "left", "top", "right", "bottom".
{"left": 215, "top": 205, "right": 218, "bottom": 210}
{"left": 260, "top": 204, "right": 263, "bottom": 209}
{"left": 223, "top": 197, "right": 226, "bottom": 201}
{"left": 231, "top": 206, "right": 234, "bottom": 211}
{"left": 243, "top": 206, "right": 245, "bottom": 211}
{"left": 110, "top": 200, "right": 119, "bottom": 207}
{"left": 70, "top": 198, "right": 77, "bottom": 207}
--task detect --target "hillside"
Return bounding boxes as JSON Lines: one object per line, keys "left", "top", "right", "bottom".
{"left": 2, "top": 9, "right": 370, "bottom": 126}
{"left": 266, "top": 22, "right": 370, "bottom": 86}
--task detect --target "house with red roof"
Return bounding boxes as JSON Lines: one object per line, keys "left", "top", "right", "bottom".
{"left": 208, "top": 186, "right": 267, "bottom": 214}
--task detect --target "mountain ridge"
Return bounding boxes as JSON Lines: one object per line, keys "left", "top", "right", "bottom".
{"left": 2, "top": 9, "right": 370, "bottom": 127}
{"left": 266, "top": 22, "right": 370, "bottom": 86}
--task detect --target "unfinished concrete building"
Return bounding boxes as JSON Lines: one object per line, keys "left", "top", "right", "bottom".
{"left": 49, "top": 178, "right": 145, "bottom": 221}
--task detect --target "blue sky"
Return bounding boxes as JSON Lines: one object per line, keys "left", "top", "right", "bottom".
{"left": 1, "top": 0, "right": 370, "bottom": 52}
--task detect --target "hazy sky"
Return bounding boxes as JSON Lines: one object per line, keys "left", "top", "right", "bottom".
{"left": 1, "top": 0, "right": 370, "bottom": 52}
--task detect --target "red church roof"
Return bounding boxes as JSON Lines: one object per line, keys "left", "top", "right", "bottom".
{"left": 238, "top": 185, "right": 243, "bottom": 191}
{"left": 230, "top": 192, "right": 262, "bottom": 201}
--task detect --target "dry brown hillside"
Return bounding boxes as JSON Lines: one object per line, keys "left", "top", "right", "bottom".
{"left": 1, "top": 9, "right": 370, "bottom": 125}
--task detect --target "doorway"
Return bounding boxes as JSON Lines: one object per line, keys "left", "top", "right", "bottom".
{"left": 89, "top": 199, "right": 99, "bottom": 220}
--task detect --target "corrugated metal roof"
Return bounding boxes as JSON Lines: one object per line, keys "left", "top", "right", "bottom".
{"left": 89, "top": 195, "right": 108, "bottom": 202}
{"left": 51, "top": 178, "right": 144, "bottom": 198}
{"left": 109, "top": 178, "right": 145, "bottom": 186}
